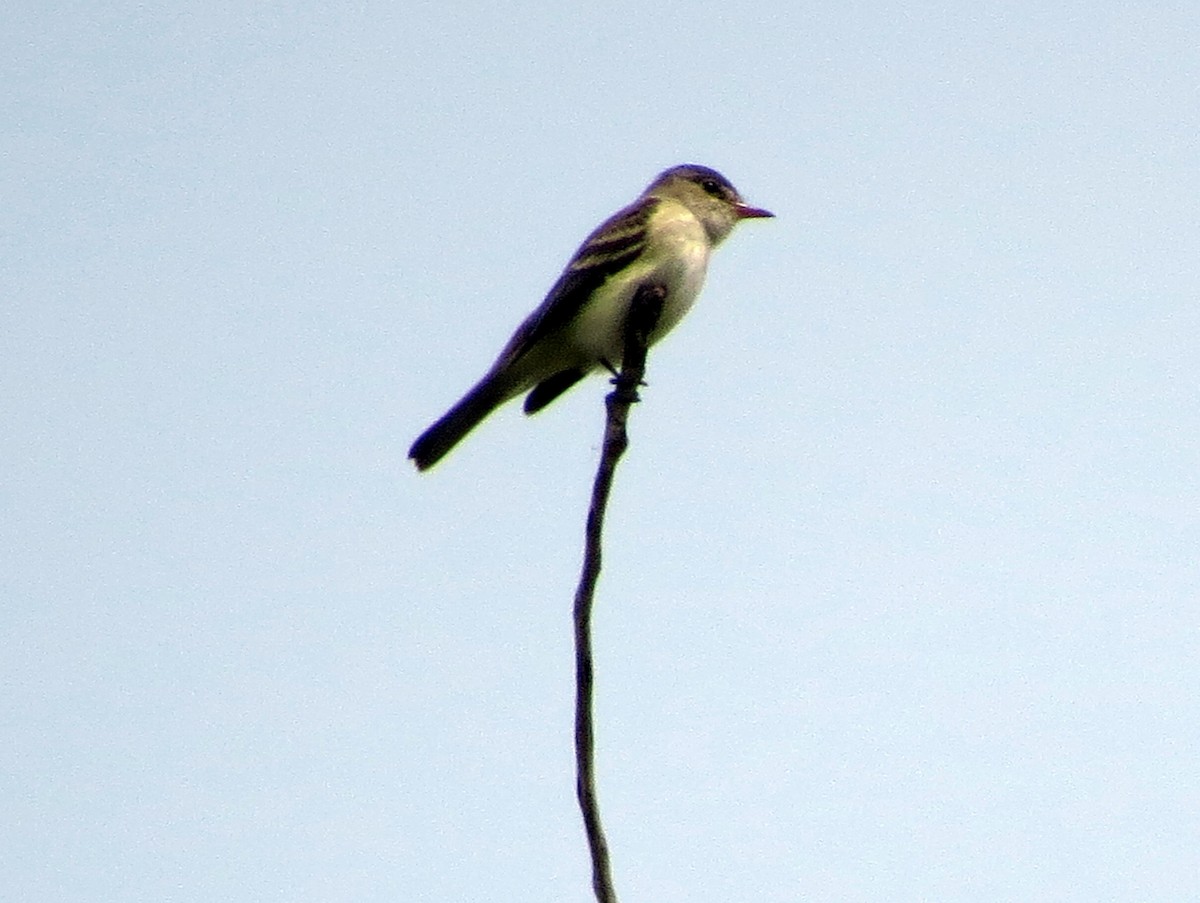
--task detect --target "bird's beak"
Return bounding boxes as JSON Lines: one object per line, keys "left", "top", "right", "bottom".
{"left": 734, "top": 202, "right": 774, "bottom": 219}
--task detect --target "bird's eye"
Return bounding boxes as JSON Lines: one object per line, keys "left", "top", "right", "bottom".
{"left": 700, "top": 178, "right": 724, "bottom": 198}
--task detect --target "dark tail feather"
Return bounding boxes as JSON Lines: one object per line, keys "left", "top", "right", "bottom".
{"left": 524, "top": 367, "right": 587, "bottom": 414}
{"left": 409, "top": 380, "right": 508, "bottom": 471}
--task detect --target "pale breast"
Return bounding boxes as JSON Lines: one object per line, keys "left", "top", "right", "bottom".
{"left": 570, "top": 201, "right": 712, "bottom": 364}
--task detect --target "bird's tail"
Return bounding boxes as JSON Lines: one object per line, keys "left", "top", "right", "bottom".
{"left": 409, "top": 378, "right": 509, "bottom": 471}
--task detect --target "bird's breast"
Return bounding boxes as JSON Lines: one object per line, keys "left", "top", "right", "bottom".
{"left": 571, "top": 206, "right": 710, "bottom": 364}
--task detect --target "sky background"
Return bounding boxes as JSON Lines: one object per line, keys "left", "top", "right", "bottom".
{"left": 4, "top": 3, "right": 1199, "bottom": 901}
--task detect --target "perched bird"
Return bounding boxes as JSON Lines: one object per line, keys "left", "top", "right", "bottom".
{"left": 409, "top": 164, "right": 773, "bottom": 470}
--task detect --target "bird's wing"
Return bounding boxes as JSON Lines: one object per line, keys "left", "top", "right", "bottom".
{"left": 493, "top": 196, "right": 658, "bottom": 369}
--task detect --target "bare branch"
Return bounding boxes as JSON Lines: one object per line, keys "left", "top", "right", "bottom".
{"left": 573, "top": 283, "right": 666, "bottom": 903}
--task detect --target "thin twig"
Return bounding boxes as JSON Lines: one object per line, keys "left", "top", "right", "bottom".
{"left": 573, "top": 283, "right": 666, "bottom": 903}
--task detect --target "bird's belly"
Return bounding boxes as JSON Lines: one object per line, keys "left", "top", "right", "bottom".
{"left": 571, "top": 244, "right": 709, "bottom": 365}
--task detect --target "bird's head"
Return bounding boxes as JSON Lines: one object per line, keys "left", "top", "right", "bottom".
{"left": 646, "top": 164, "right": 773, "bottom": 244}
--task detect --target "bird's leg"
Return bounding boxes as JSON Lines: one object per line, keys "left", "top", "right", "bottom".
{"left": 601, "top": 357, "right": 647, "bottom": 388}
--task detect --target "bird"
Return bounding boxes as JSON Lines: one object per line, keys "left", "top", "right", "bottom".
{"left": 408, "top": 164, "right": 773, "bottom": 470}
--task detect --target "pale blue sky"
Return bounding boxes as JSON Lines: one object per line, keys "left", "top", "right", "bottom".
{"left": 4, "top": 3, "right": 1199, "bottom": 901}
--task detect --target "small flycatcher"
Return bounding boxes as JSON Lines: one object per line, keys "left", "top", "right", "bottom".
{"left": 409, "top": 164, "right": 773, "bottom": 470}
